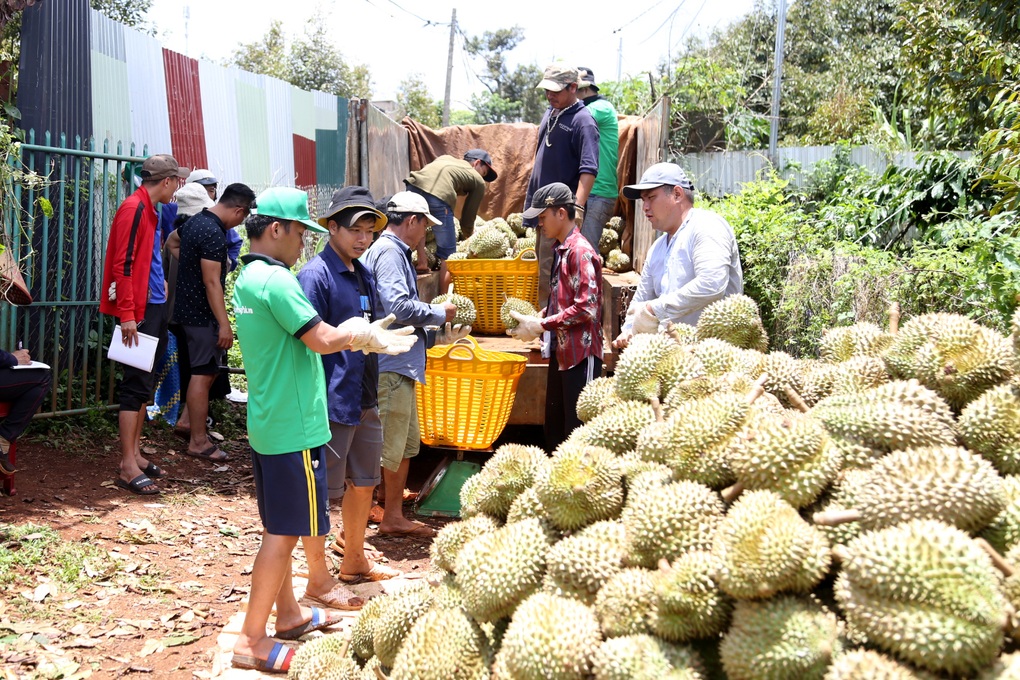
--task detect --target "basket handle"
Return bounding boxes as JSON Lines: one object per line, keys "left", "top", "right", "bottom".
{"left": 433, "top": 334, "right": 480, "bottom": 361}
{"left": 516, "top": 248, "right": 537, "bottom": 261}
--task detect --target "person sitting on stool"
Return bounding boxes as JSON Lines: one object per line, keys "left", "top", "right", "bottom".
{"left": 0, "top": 344, "right": 50, "bottom": 476}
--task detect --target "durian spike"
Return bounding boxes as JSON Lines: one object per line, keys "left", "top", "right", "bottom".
{"left": 720, "top": 481, "right": 744, "bottom": 503}
{"left": 812, "top": 508, "right": 863, "bottom": 526}
{"left": 888, "top": 301, "right": 900, "bottom": 334}
{"left": 783, "top": 386, "right": 811, "bottom": 413}
{"left": 976, "top": 537, "right": 1016, "bottom": 578}
{"left": 650, "top": 396, "right": 664, "bottom": 422}
{"left": 745, "top": 374, "right": 769, "bottom": 404}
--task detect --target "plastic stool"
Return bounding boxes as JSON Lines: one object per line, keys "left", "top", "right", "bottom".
{"left": 0, "top": 402, "right": 16, "bottom": 496}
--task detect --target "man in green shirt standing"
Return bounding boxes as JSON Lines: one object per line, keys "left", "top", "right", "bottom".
{"left": 229, "top": 187, "right": 416, "bottom": 674}
{"left": 576, "top": 67, "right": 620, "bottom": 251}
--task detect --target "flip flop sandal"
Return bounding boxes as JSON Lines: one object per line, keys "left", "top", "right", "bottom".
{"left": 330, "top": 536, "right": 385, "bottom": 561}
{"left": 185, "top": 444, "right": 229, "bottom": 462}
{"left": 376, "top": 523, "right": 436, "bottom": 539}
{"left": 232, "top": 641, "right": 294, "bottom": 673}
{"left": 275, "top": 607, "right": 344, "bottom": 640}
{"left": 142, "top": 462, "right": 165, "bottom": 479}
{"left": 338, "top": 562, "right": 402, "bottom": 584}
{"left": 114, "top": 474, "right": 160, "bottom": 495}
{"left": 303, "top": 583, "right": 366, "bottom": 611}
{"left": 0, "top": 455, "right": 15, "bottom": 478}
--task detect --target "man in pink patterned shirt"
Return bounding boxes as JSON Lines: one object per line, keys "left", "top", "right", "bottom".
{"left": 508, "top": 182, "right": 603, "bottom": 451}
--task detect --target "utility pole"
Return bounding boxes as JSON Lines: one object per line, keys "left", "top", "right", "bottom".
{"left": 617, "top": 37, "right": 622, "bottom": 82}
{"left": 442, "top": 8, "right": 456, "bottom": 127}
{"left": 183, "top": 4, "right": 190, "bottom": 56}
{"left": 768, "top": 0, "right": 788, "bottom": 166}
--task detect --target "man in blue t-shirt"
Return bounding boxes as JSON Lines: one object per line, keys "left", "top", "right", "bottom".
{"left": 524, "top": 63, "right": 600, "bottom": 307}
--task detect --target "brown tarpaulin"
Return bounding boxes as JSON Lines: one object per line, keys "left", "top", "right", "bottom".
{"left": 401, "top": 115, "right": 644, "bottom": 258}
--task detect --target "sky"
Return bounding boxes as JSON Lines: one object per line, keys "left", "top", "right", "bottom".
{"left": 146, "top": 0, "right": 758, "bottom": 109}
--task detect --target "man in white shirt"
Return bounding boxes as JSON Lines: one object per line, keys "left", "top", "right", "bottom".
{"left": 613, "top": 163, "right": 743, "bottom": 349}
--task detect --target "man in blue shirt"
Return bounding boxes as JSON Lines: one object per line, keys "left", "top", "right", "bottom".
{"left": 296, "top": 186, "right": 399, "bottom": 606}
{"left": 361, "top": 192, "right": 469, "bottom": 538}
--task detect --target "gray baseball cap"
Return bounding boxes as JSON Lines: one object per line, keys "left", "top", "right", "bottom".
{"left": 522, "top": 182, "right": 576, "bottom": 219}
{"left": 537, "top": 63, "right": 578, "bottom": 92}
{"left": 622, "top": 162, "right": 694, "bottom": 199}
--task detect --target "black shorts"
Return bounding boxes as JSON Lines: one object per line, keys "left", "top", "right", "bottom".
{"left": 118, "top": 301, "right": 171, "bottom": 412}
{"left": 251, "top": 445, "right": 330, "bottom": 537}
{"left": 183, "top": 322, "right": 226, "bottom": 375}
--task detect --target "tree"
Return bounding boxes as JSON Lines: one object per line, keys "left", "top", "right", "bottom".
{"left": 463, "top": 27, "right": 544, "bottom": 124}
{"left": 228, "top": 12, "right": 371, "bottom": 99}
{"left": 396, "top": 75, "right": 441, "bottom": 127}
{"left": 90, "top": 0, "right": 153, "bottom": 32}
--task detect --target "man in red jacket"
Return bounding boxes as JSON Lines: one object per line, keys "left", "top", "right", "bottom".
{"left": 100, "top": 154, "right": 189, "bottom": 495}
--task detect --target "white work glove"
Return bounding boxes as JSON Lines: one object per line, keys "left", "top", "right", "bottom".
{"left": 631, "top": 302, "right": 659, "bottom": 334}
{"left": 339, "top": 313, "right": 417, "bottom": 355}
{"left": 435, "top": 323, "right": 471, "bottom": 345}
{"left": 507, "top": 311, "right": 545, "bottom": 342}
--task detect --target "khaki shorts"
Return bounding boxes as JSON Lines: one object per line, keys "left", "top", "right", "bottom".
{"left": 377, "top": 372, "right": 420, "bottom": 472}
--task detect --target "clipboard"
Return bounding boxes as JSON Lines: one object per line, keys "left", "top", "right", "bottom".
{"left": 107, "top": 325, "right": 159, "bottom": 372}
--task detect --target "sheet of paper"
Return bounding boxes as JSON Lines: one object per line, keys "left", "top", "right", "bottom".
{"left": 11, "top": 360, "right": 50, "bottom": 370}
{"left": 107, "top": 325, "right": 159, "bottom": 372}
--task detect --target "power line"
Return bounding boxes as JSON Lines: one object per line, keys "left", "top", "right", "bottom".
{"left": 644, "top": 2, "right": 686, "bottom": 44}
{"left": 613, "top": 0, "right": 670, "bottom": 34}
{"left": 384, "top": 0, "right": 449, "bottom": 26}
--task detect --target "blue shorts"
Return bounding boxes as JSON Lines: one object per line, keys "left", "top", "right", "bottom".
{"left": 251, "top": 446, "right": 330, "bottom": 537}
{"left": 406, "top": 184, "right": 456, "bottom": 259}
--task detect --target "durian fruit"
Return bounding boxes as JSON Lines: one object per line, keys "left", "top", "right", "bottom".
{"left": 454, "top": 517, "right": 551, "bottom": 622}
{"left": 960, "top": 382, "right": 1020, "bottom": 475}
{"left": 591, "top": 635, "right": 704, "bottom": 680}
{"left": 359, "top": 657, "right": 382, "bottom": 680}
{"left": 883, "top": 312, "right": 1014, "bottom": 410}
{"left": 798, "top": 360, "right": 841, "bottom": 406}
{"left": 465, "top": 443, "right": 547, "bottom": 520}
{"left": 819, "top": 322, "right": 894, "bottom": 363}
{"left": 485, "top": 217, "right": 517, "bottom": 250}
{"left": 351, "top": 595, "right": 389, "bottom": 660}
{"left": 637, "top": 391, "right": 752, "bottom": 489}
{"left": 729, "top": 411, "right": 842, "bottom": 508}
{"left": 505, "top": 486, "right": 544, "bottom": 524}
{"left": 578, "top": 400, "right": 657, "bottom": 455}
{"left": 835, "top": 519, "right": 1007, "bottom": 675}
{"left": 288, "top": 632, "right": 357, "bottom": 680}
{"left": 1001, "top": 544, "right": 1020, "bottom": 622}
{"left": 713, "top": 490, "right": 831, "bottom": 600}
{"left": 598, "top": 228, "right": 620, "bottom": 258}
{"left": 614, "top": 333, "right": 679, "bottom": 401}
{"left": 389, "top": 607, "right": 492, "bottom": 680}
{"left": 535, "top": 443, "right": 624, "bottom": 530}
{"left": 720, "top": 595, "right": 843, "bottom": 680}
{"left": 812, "top": 467, "right": 871, "bottom": 547}
{"left": 514, "top": 236, "right": 536, "bottom": 254}
{"left": 649, "top": 551, "right": 732, "bottom": 642}
{"left": 576, "top": 376, "right": 622, "bottom": 423}
{"left": 829, "top": 355, "right": 890, "bottom": 394}
{"left": 656, "top": 349, "right": 707, "bottom": 398}
{"left": 694, "top": 294, "right": 769, "bottom": 352}
{"left": 494, "top": 592, "right": 602, "bottom": 680}
{"left": 430, "top": 291, "right": 477, "bottom": 326}
{"left": 812, "top": 445, "right": 1006, "bottom": 534}
{"left": 467, "top": 228, "right": 508, "bottom": 259}
{"left": 606, "top": 249, "right": 631, "bottom": 272}
{"left": 823, "top": 649, "right": 934, "bottom": 680}
{"left": 500, "top": 297, "right": 538, "bottom": 330}
{"left": 760, "top": 350, "right": 807, "bottom": 408}
{"left": 689, "top": 338, "right": 750, "bottom": 377}
{"left": 447, "top": 251, "right": 468, "bottom": 260}
{"left": 595, "top": 567, "right": 657, "bottom": 637}
{"left": 981, "top": 474, "right": 1020, "bottom": 553}
{"left": 430, "top": 572, "right": 465, "bottom": 610}
{"left": 458, "top": 473, "right": 483, "bottom": 519}
{"left": 621, "top": 478, "right": 725, "bottom": 568}
{"left": 506, "top": 212, "right": 525, "bottom": 236}
{"left": 607, "top": 216, "right": 623, "bottom": 231}
{"left": 525, "top": 226, "right": 536, "bottom": 239}
{"left": 430, "top": 514, "right": 501, "bottom": 573}
{"left": 544, "top": 520, "right": 628, "bottom": 604}
{"left": 373, "top": 581, "right": 434, "bottom": 667}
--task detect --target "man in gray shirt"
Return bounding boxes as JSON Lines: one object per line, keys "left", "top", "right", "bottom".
{"left": 360, "top": 191, "right": 469, "bottom": 537}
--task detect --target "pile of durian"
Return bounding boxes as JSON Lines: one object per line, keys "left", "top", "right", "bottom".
{"left": 287, "top": 296, "right": 1020, "bottom": 679}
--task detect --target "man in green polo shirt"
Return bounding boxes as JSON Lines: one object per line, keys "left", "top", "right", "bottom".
{"left": 229, "top": 187, "right": 416, "bottom": 674}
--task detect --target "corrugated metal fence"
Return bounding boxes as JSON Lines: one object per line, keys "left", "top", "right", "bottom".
{"left": 684, "top": 146, "right": 973, "bottom": 197}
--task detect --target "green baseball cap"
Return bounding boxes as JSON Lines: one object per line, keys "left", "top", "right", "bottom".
{"left": 251, "top": 187, "right": 327, "bottom": 233}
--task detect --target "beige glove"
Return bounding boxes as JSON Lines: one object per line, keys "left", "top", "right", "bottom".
{"left": 508, "top": 311, "right": 545, "bottom": 342}
{"left": 574, "top": 205, "right": 585, "bottom": 229}
{"left": 339, "top": 314, "right": 417, "bottom": 355}
{"left": 436, "top": 323, "right": 471, "bottom": 345}
{"left": 631, "top": 302, "right": 659, "bottom": 334}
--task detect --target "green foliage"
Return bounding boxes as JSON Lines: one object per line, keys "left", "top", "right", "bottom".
{"left": 979, "top": 82, "right": 1020, "bottom": 214}
{"left": 0, "top": 523, "right": 112, "bottom": 591}
{"left": 397, "top": 75, "right": 441, "bottom": 127}
{"left": 228, "top": 15, "right": 371, "bottom": 98}
{"left": 89, "top": 0, "right": 154, "bottom": 33}
{"left": 464, "top": 27, "right": 544, "bottom": 124}
{"left": 598, "top": 77, "right": 654, "bottom": 116}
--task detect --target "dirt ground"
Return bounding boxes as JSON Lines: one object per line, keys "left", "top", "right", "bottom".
{"left": 0, "top": 401, "right": 511, "bottom": 679}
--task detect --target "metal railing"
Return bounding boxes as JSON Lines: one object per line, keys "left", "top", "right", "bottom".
{"left": 1, "top": 131, "right": 148, "bottom": 417}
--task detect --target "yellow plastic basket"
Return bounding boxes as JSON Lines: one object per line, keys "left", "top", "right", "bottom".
{"left": 416, "top": 336, "right": 527, "bottom": 450}
{"left": 445, "top": 249, "right": 538, "bottom": 335}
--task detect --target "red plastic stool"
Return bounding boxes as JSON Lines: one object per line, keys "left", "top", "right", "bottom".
{"left": 0, "top": 402, "right": 16, "bottom": 496}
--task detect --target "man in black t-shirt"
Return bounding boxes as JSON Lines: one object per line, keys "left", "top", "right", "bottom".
{"left": 172, "top": 183, "right": 255, "bottom": 461}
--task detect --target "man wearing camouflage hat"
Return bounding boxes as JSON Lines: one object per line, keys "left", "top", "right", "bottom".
{"left": 524, "top": 63, "right": 600, "bottom": 309}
